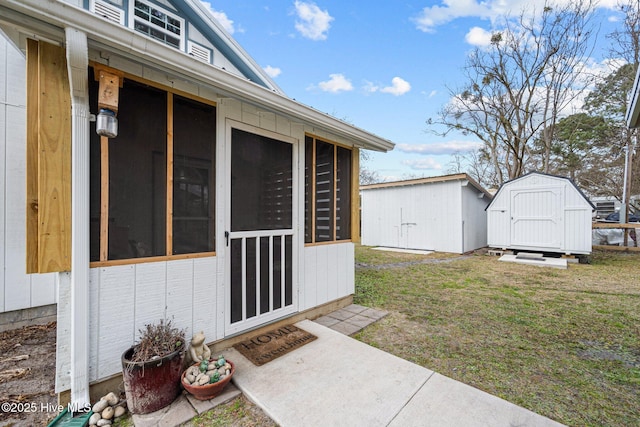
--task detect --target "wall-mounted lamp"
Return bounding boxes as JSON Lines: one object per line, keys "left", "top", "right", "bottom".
{"left": 96, "top": 108, "right": 117, "bottom": 138}
{"left": 94, "top": 67, "right": 123, "bottom": 138}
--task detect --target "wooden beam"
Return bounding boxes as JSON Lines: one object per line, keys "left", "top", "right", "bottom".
{"left": 25, "top": 39, "right": 40, "bottom": 273}
{"left": 592, "top": 222, "right": 639, "bottom": 229}
{"left": 37, "top": 41, "right": 72, "bottom": 272}
{"left": 100, "top": 136, "right": 109, "bottom": 261}
{"left": 351, "top": 147, "right": 360, "bottom": 243}
{"left": 166, "top": 93, "right": 174, "bottom": 256}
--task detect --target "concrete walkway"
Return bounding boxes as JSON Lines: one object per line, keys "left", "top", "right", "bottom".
{"left": 135, "top": 304, "right": 565, "bottom": 426}
{"left": 227, "top": 316, "right": 565, "bottom": 427}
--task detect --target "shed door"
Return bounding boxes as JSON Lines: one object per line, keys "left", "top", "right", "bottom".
{"left": 510, "top": 187, "right": 563, "bottom": 250}
{"left": 226, "top": 126, "right": 297, "bottom": 335}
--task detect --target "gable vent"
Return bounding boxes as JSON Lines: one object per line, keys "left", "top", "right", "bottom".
{"left": 91, "top": 0, "right": 125, "bottom": 25}
{"left": 188, "top": 41, "right": 211, "bottom": 64}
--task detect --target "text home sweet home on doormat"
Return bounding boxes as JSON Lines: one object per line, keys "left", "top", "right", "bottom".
{"left": 233, "top": 325, "right": 317, "bottom": 366}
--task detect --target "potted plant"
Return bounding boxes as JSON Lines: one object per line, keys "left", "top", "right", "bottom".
{"left": 121, "top": 319, "right": 186, "bottom": 414}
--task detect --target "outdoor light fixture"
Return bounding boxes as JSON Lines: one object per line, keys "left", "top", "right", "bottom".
{"left": 95, "top": 67, "right": 123, "bottom": 138}
{"left": 96, "top": 108, "right": 117, "bottom": 138}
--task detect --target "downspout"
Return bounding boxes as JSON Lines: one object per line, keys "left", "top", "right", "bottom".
{"left": 65, "top": 27, "right": 90, "bottom": 410}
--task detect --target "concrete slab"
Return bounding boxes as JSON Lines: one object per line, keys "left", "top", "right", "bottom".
{"left": 132, "top": 394, "right": 196, "bottom": 427}
{"left": 360, "top": 307, "right": 388, "bottom": 320}
{"left": 226, "top": 320, "right": 433, "bottom": 427}
{"left": 345, "top": 313, "right": 379, "bottom": 329}
{"left": 388, "top": 373, "right": 563, "bottom": 427}
{"left": 372, "top": 247, "right": 434, "bottom": 255}
{"left": 341, "top": 304, "right": 368, "bottom": 314}
{"left": 325, "top": 308, "right": 356, "bottom": 321}
{"left": 329, "top": 321, "right": 362, "bottom": 336}
{"left": 313, "top": 315, "right": 341, "bottom": 327}
{"left": 184, "top": 383, "right": 242, "bottom": 414}
{"left": 499, "top": 254, "right": 567, "bottom": 269}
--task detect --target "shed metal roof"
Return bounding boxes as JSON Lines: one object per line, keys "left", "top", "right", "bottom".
{"left": 360, "top": 173, "right": 493, "bottom": 199}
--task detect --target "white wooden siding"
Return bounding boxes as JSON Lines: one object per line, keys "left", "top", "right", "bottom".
{"left": 461, "top": 185, "right": 489, "bottom": 253}
{"left": 487, "top": 173, "right": 592, "bottom": 254}
{"left": 0, "top": 33, "right": 57, "bottom": 315}
{"left": 301, "top": 243, "right": 354, "bottom": 311}
{"left": 53, "top": 56, "right": 358, "bottom": 388}
{"left": 361, "top": 179, "right": 488, "bottom": 254}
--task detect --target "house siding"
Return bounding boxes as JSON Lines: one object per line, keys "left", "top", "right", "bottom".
{"left": 53, "top": 50, "right": 358, "bottom": 390}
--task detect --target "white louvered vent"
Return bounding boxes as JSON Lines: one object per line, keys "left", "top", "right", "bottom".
{"left": 91, "top": 0, "right": 125, "bottom": 25}
{"left": 188, "top": 41, "right": 211, "bottom": 64}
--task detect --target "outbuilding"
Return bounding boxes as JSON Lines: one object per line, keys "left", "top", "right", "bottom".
{"left": 486, "top": 172, "right": 594, "bottom": 255}
{"left": 360, "top": 173, "right": 492, "bottom": 254}
{"left": 0, "top": 0, "right": 394, "bottom": 407}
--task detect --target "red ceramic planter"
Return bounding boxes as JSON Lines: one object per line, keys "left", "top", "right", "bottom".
{"left": 121, "top": 346, "right": 185, "bottom": 414}
{"left": 182, "top": 360, "right": 235, "bottom": 400}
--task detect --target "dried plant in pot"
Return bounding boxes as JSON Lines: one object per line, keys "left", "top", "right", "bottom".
{"left": 121, "top": 319, "right": 186, "bottom": 414}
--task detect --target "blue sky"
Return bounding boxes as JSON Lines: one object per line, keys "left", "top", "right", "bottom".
{"left": 203, "top": 1, "right": 626, "bottom": 182}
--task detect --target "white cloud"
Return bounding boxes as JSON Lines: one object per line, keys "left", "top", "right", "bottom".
{"left": 294, "top": 1, "right": 334, "bottom": 41}
{"left": 428, "top": 90, "right": 438, "bottom": 98}
{"left": 201, "top": 2, "right": 235, "bottom": 34}
{"left": 264, "top": 65, "right": 282, "bottom": 78}
{"left": 317, "top": 73, "right": 353, "bottom": 93}
{"left": 397, "top": 141, "right": 482, "bottom": 155}
{"left": 402, "top": 158, "right": 443, "bottom": 171}
{"left": 380, "top": 77, "right": 412, "bottom": 96}
{"left": 413, "top": 0, "right": 620, "bottom": 33}
{"left": 364, "top": 77, "right": 411, "bottom": 96}
{"left": 465, "top": 27, "right": 493, "bottom": 47}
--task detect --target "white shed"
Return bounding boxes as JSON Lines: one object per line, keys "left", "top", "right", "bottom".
{"left": 361, "top": 174, "right": 492, "bottom": 254}
{"left": 487, "top": 172, "right": 594, "bottom": 255}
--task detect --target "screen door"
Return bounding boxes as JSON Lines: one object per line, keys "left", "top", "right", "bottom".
{"left": 226, "top": 126, "right": 296, "bottom": 334}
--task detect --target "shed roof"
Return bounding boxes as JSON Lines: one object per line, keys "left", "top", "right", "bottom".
{"left": 486, "top": 172, "right": 595, "bottom": 210}
{"left": 0, "top": 0, "right": 394, "bottom": 152}
{"left": 360, "top": 173, "right": 493, "bottom": 199}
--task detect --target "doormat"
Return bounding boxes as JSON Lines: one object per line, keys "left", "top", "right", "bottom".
{"left": 233, "top": 324, "right": 317, "bottom": 366}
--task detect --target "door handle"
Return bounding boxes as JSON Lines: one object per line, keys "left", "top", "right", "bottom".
{"left": 225, "top": 231, "right": 229, "bottom": 247}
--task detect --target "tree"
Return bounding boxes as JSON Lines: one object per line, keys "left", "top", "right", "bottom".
{"left": 359, "top": 150, "right": 382, "bottom": 185}
{"left": 539, "top": 112, "right": 617, "bottom": 195}
{"left": 428, "top": 0, "right": 596, "bottom": 184}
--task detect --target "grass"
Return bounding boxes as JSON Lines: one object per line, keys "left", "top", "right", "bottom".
{"left": 183, "top": 395, "right": 277, "bottom": 427}
{"left": 353, "top": 246, "right": 640, "bottom": 427}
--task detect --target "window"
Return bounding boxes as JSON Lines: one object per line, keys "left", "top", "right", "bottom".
{"left": 304, "top": 135, "right": 352, "bottom": 244}
{"left": 132, "top": 0, "right": 183, "bottom": 50}
{"left": 89, "top": 69, "right": 216, "bottom": 263}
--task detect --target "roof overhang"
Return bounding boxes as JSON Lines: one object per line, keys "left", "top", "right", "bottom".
{"left": 626, "top": 64, "right": 640, "bottom": 128}
{"left": 361, "top": 173, "right": 493, "bottom": 199}
{"left": 0, "top": 0, "right": 395, "bottom": 152}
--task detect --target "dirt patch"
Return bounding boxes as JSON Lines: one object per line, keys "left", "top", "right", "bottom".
{"left": 0, "top": 322, "right": 58, "bottom": 427}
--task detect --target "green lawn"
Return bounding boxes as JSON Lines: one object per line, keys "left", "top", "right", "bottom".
{"left": 353, "top": 246, "right": 640, "bottom": 427}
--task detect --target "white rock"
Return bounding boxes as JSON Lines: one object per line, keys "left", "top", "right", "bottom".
{"left": 103, "top": 392, "right": 118, "bottom": 406}
{"left": 101, "top": 406, "right": 114, "bottom": 420}
{"left": 114, "top": 405, "right": 126, "bottom": 418}
{"left": 197, "top": 374, "right": 210, "bottom": 385}
{"left": 92, "top": 399, "right": 108, "bottom": 413}
{"left": 89, "top": 412, "right": 102, "bottom": 425}
{"left": 97, "top": 419, "right": 112, "bottom": 426}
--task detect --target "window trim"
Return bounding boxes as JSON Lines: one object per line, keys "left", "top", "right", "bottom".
{"left": 90, "top": 65, "right": 216, "bottom": 267}
{"left": 304, "top": 134, "right": 354, "bottom": 246}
